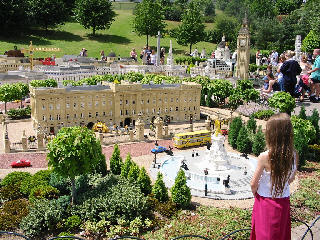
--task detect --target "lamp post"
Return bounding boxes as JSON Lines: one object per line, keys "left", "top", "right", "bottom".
{"left": 153, "top": 151, "right": 158, "bottom": 168}
{"left": 204, "top": 168, "right": 208, "bottom": 196}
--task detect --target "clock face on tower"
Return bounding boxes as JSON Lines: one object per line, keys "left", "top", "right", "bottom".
{"left": 240, "top": 39, "right": 246, "bottom": 46}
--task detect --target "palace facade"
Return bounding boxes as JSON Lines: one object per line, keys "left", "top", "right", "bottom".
{"left": 30, "top": 81, "right": 201, "bottom": 134}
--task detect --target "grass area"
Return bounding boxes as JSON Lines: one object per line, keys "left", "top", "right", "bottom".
{"left": 0, "top": 6, "right": 216, "bottom": 60}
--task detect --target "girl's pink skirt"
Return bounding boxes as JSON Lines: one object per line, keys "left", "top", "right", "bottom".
{"left": 250, "top": 194, "right": 291, "bottom": 240}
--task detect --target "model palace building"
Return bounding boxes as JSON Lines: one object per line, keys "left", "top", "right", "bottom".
{"left": 30, "top": 81, "right": 201, "bottom": 134}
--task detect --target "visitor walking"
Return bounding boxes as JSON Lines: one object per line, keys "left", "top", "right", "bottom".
{"left": 130, "top": 48, "right": 137, "bottom": 62}
{"left": 308, "top": 49, "right": 320, "bottom": 103}
{"left": 280, "top": 50, "right": 302, "bottom": 97}
{"left": 100, "top": 50, "right": 105, "bottom": 61}
{"left": 250, "top": 113, "right": 298, "bottom": 240}
{"left": 276, "top": 54, "right": 286, "bottom": 91}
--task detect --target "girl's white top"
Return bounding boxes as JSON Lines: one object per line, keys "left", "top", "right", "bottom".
{"left": 257, "top": 151, "right": 296, "bottom": 198}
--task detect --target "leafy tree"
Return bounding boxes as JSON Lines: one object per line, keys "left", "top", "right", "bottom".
{"left": 210, "top": 79, "right": 234, "bottom": 104}
{"left": 74, "top": 0, "right": 116, "bottom": 35}
{"left": 252, "top": 126, "right": 266, "bottom": 156}
{"left": 247, "top": 115, "right": 257, "bottom": 134}
{"left": 0, "top": 84, "right": 20, "bottom": 113}
{"left": 121, "top": 153, "right": 133, "bottom": 178}
{"left": 205, "top": 90, "right": 213, "bottom": 107}
{"left": 236, "top": 126, "right": 252, "bottom": 154}
{"left": 268, "top": 92, "right": 296, "bottom": 114}
{"left": 15, "top": 83, "right": 29, "bottom": 108}
{"left": 110, "top": 144, "right": 123, "bottom": 175}
{"left": 47, "top": 126, "right": 105, "bottom": 204}
{"left": 176, "top": 1, "right": 205, "bottom": 53}
{"left": 133, "top": 0, "right": 166, "bottom": 47}
{"left": 246, "top": 0, "right": 278, "bottom": 19}
{"left": 299, "top": 0, "right": 320, "bottom": 36}
{"left": 275, "top": 0, "right": 302, "bottom": 15}
{"left": 127, "top": 162, "right": 140, "bottom": 183}
{"left": 137, "top": 167, "right": 152, "bottom": 195}
{"left": 302, "top": 30, "right": 320, "bottom": 53}
{"left": 228, "top": 117, "right": 243, "bottom": 148}
{"left": 27, "top": 0, "right": 69, "bottom": 31}
{"left": 0, "top": 0, "right": 29, "bottom": 34}
{"left": 171, "top": 169, "right": 191, "bottom": 209}
{"left": 152, "top": 172, "right": 169, "bottom": 202}
{"left": 30, "top": 79, "right": 58, "bottom": 88}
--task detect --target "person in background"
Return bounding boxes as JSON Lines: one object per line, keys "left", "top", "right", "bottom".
{"left": 100, "top": 50, "right": 105, "bottom": 61}
{"left": 261, "top": 72, "right": 280, "bottom": 93}
{"left": 160, "top": 47, "right": 165, "bottom": 65}
{"left": 150, "top": 50, "right": 157, "bottom": 65}
{"left": 256, "top": 50, "right": 261, "bottom": 66}
{"left": 308, "top": 49, "right": 320, "bottom": 103}
{"left": 146, "top": 46, "right": 152, "bottom": 65}
{"left": 298, "top": 54, "right": 312, "bottom": 102}
{"left": 276, "top": 54, "right": 286, "bottom": 91}
{"left": 140, "top": 46, "right": 147, "bottom": 65}
{"left": 280, "top": 50, "right": 302, "bottom": 97}
{"left": 250, "top": 113, "right": 298, "bottom": 240}
{"left": 130, "top": 48, "right": 137, "bottom": 62}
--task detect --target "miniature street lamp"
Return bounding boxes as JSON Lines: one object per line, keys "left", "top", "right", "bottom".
{"left": 153, "top": 151, "right": 158, "bottom": 168}
{"left": 204, "top": 168, "right": 209, "bottom": 196}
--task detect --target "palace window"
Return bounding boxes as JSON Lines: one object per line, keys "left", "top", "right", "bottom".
{"left": 57, "top": 114, "right": 60, "bottom": 120}
{"left": 81, "top": 102, "right": 85, "bottom": 108}
{"left": 102, "top": 101, "right": 106, "bottom": 106}
{"left": 125, "top": 110, "right": 128, "bottom": 115}
{"left": 132, "top": 100, "right": 135, "bottom": 104}
{"left": 74, "top": 114, "right": 77, "bottom": 118}
{"left": 125, "top": 100, "right": 128, "bottom": 105}
{"left": 49, "top": 104, "right": 53, "bottom": 110}
{"left": 120, "top": 110, "right": 123, "bottom": 116}
{"left": 42, "top": 105, "right": 45, "bottom": 110}
{"left": 176, "top": 107, "right": 179, "bottom": 111}
{"left": 96, "top": 112, "right": 99, "bottom": 117}
{"left": 95, "top": 101, "right": 99, "bottom": 107}
{"left": 103, "top": 112, "right": 106, "bottom": 116}
{"left": 42, "top": 115, "right": 46, "bottom": 121}
{"left": 56, "top": 104, "right": 60, "bottom": 110}
{"left": 89, "top": 112, "right": 92, "bottom": 118}
{"left": 49, "top": 115, "right": 53, "bottom": 120}
{"left": 73, "top": 103, "right": 77, "bottom": 108}
{"left": 110, "top": 110, "right": 112, "bottom": 116}
{"left": 67, "top": 114, "right": 70, "bottom": 120}
{"left": 81, "top": 113, "right": 84, "bottom": 118}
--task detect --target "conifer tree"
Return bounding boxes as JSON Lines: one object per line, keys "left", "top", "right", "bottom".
{"left": 137, "top": 167, "right": 152, "bottom": 195}
{"left": 127, "top": 162, "right": 140, "bottom": 182}
{"left": 171, "top": 169, "right": 191, "bottom": 209}
{"left": 110, "top": 144, "right": 123, "bottom": 175}
{"left": 228, "top": 117, "right": 242, "bottom": 149}
{"left": 121, "top": 153, "right": 133, "bottom": 178}
{"left": 152, "top": 172, "right": 169, "bottom": 202}
{"left": 236, "top": 126, "right": 252, "bottom": 154}
{"left": 252, "top": 126, "right": 266, "bottom": 156}
{"left": 308, "top": 109, "right": 320, "bottom": 144}
{"left": 247, "top": 115, "right": 257, "bottom": 134}
{"left": 299, "top": 105, "right": 307, "bottom": 120}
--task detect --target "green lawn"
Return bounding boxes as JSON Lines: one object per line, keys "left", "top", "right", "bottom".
{"left": 0, "top": 6, "right": 216, "bottom": 60}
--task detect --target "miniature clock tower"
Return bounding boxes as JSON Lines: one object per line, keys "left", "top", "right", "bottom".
{"left": 236, "top": 14, "right": 250, "bottom": 80}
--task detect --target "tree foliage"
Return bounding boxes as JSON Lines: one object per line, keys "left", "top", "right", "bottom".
{"left": 137, "top": 167, "right": 152, "bottom": 196}
{"left": 247, "top": 115, "right": 257, "bottom": 134}
{"left": 152, "top": 172, "right": 169, "bottom": 203}
{"left": 176, "top": 1, "right": 205, "bottom": 53}
{"left": 209, "top": 79, "right": 234, "bottom": 104}
{"left": 127, "top": 162, "right": 140, "bottom": 183}
{"left": 236, "top": 126, "right": 252, "bottom": 154}
{"left": 74, "top": 0, "right": 116, "bottom": 35}
{"left": 228, "top": 117, "right": 243, "bottom": 149}
{"left": 171, "top": 169, "right": 191, "bottom": 209}
{"left": 268, "top": 92, "right": 296, "bottom": 114}
{"left": 110, "top": 144, "right": 123, "bottom": 175}
{"left": 47, "top": 126, "right": 105, "bottom": 203}
{"left": 252, "top": 126, "right": 266, "bottom": 156}
{"left": 27, "top": 0, "right": 69, "bottom": 31}
{"left": 121, "top": 153, "right": 133, "bottom": 178}
{"left": 133, "top": 0, "right": 166, "bottom": 46}
{"left": 302, "top": 30, "right": 320, "bottom": 53}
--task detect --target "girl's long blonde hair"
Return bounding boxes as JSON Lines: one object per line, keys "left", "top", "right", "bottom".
{"left": 265, "top": 113, "right": 294, "bottom": 197}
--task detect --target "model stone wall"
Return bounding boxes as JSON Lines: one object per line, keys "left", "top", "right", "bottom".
{"left": 30, "top": 81, "right": 201, "bottom": 134}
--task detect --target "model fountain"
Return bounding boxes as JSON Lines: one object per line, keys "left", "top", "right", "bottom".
{"left": 151, "top": 120, "right": 257, "bottom": 200}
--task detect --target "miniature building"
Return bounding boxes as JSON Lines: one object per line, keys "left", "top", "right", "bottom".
{"left": 30, "top": 81, "right": 201, "bottom": 134}
{"left": 107, "top": 52, "right": 117, "bottom": 63}
{"left": 215, "top": 36, "right": 231, "bottom": 62}
{"left": 236, "top": 15, "right": 250, "bottom": 80}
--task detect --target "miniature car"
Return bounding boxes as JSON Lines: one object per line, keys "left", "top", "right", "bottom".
{"left": 11, "top": 159, "right": 31, "bottom": 168}
{"left": 221, "top": 129, "right": 228, "bottom": 135}
{"left": 151, "top": 146, "right": 167, "bottom": 153}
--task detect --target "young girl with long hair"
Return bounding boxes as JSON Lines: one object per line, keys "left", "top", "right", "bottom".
{"left": 250, "top": 113, "right": 298, "bottom": 240}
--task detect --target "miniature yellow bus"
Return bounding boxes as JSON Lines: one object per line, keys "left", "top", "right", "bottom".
{"left": 173, "top": 130, "right": 211, "bottom": 149}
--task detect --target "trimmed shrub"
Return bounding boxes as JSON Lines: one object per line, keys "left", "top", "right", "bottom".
{"left": 137, "top": 167, "right": 152, "bottom": 196}
{"left": 247, "top": 115, "right": 257, "bottom": 134}
{"left": 171, "top": 169, "right": 191, "bottom": 209}
{"left": 29, "top": 185, "right": 60, "bottom": 203}
{"left": 64, "top": 215, "right": 81, "bottom": 231}
{"left": 236, "top": 126, "right": 252, "bottom": 154}
{"left": 7, "top": 106, "right": 31, "bottom": 119}
{"left": 121, "top": 153, "right": 133, "bottom": 178}
{"left": 252, "top": 109, "right": 274, "bottom": 120}
{"left": 308, "top": 109, "right": 320, "bottom": 144}
{"left": 0, "top": 199, "right": 29, "bottom": 230}
{"left": 252, "top": 126, "right": 266, "bottom": 156}
{"left": 0, "top": 184, "right": 24, "bottom": 201}
{"left": 298, "top": 105, "right": 307, "bottom": 120}
{"left": 20, "top": 196, "right": 71, "bottom": 237}
{"left": 228, "top": 117, "right": 243, "bottom": 149}
{"left": 49, "top": 171, "right": 71, "bottom": 195}
{"left": 20, "top": 170, "right": 52, "bottom": 195}
{"left": 268, "top": 92, "right": 296, "bottom": 114}
{"left": 127, "top": 162, "right": 140, "bottom": 183}
{"left": 1, "top": 171, "right": 31, "bottom": 187}
{"left": 152, "top": 172, "right": 169, "bottom": 203}
{"left": 110, "top": 144, "right": 123, "bottom": 175}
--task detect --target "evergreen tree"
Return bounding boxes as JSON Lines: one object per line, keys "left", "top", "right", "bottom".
{"left": 137, "top": 167, "right": 152, "bottom": 195}
{"left": 110, "top": 144, "right": 123, "bottom": 175}
{"left": 236, "top": 126, "right": 252, "bottom": 154}
{"left": 299, "top": 105, "right": 307, "bottom": 120}
{"left": 121, "top": 153, "right": 133, "bottom": 178}
{"left": 127, "top": 162, "right": 140, "bottom": 183}
{"left": 228, "top": 117, "right": 243, "bottom": 149}
{"left": 152, "top": 172, "right": 169, "bottom": 202}
{"left": 171, "top": 169, "right": 191, "bottom": 209}
{"left": 308, "top": 109, "right": 320, "bottom": 144}
{"left": 252, "top": 126, "right": 266, "bottom": 156}
{"left": 247, "top": 115, "right": 257, "bottom": 134}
